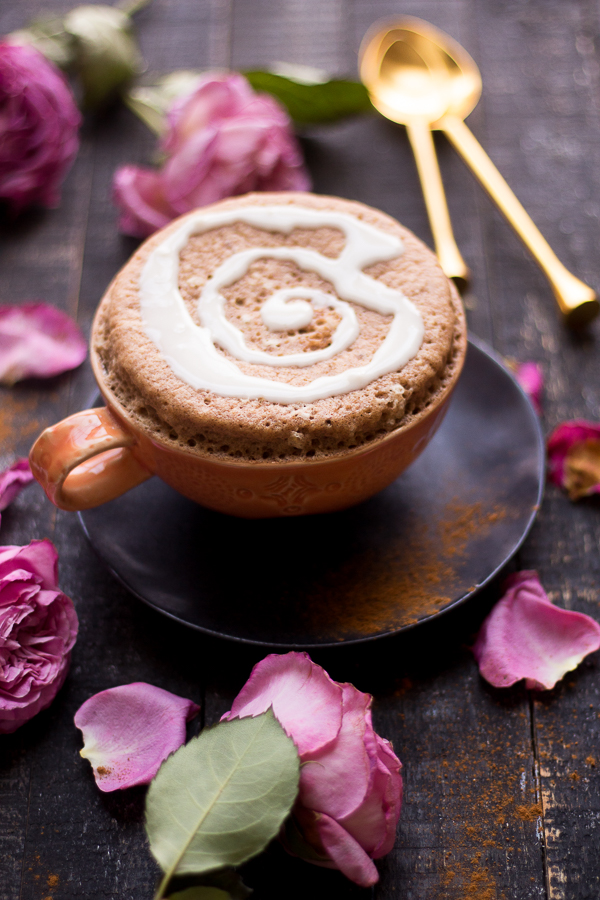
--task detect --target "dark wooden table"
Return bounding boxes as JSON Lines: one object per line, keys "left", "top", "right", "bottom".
{"left": 2, "top": 1, "right": 600, "bottom": 898}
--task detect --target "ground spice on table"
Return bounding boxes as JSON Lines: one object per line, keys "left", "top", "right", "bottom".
{"left": 300, "top": 497, "right": 507, "bottom": 638}
{"left": 429, "top": 728, "right": 543, "bottom": 899}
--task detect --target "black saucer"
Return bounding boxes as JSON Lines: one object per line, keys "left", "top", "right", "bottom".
{"left": 79, "top": 336, "right": 545, "bottom": 647}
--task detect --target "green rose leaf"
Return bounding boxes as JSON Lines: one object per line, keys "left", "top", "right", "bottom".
{"left": 7, "top": 17, "right": 76, "bottom": 70}
{"left": 166, "top": 867, "right": 251, "bottom": 900}
{"left": 244, "top": 70, "right": 373, "bottom": 124}
{"left": 147, "top": 710, "right": 300, "bottom": 896}
{"left": 168, "top": 889, "right": 229, "bottom": 900}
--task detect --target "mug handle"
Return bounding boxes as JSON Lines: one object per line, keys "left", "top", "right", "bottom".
{"left": 29, "top": 407, "right": 152, "bottom": 512}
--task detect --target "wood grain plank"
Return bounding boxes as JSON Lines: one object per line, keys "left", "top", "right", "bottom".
{"left": 471, "top": 2, "right": 600, "bottom": 899}
{"left": 0, "top": 130, "right": 94, "bottom": 900}
{"left": 231, "top": 0, "right": 347, "bottom": 73}
{"left": 0, "top": 3, "right": 225, "bottom": 899}
{"left": 2, "top": 1, "right": 600, "bottom": 899}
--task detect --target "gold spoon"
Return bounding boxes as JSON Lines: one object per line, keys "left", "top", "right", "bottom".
{"left": 360, "top": 17, "right": 599, "bottom": 326}
{"left": 360, "top": 21, "right": 470, "bottom": 287}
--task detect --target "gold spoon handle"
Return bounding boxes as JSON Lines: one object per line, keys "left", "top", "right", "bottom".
{"left": 405, "top": 118, "right": 470, "bottom": 287}
{"left": 441, "top": 114, "right": 599, "bottom": 326}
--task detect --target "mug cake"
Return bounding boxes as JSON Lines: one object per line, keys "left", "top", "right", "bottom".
{"left": 30, "top": 191, "right": 467, "bottom": 517}
{"left": 93, "top": 191, "right": 466, "bottom": 464}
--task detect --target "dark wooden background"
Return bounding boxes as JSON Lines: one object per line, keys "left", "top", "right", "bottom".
{"left": 2, "top": 1, "right": 600, "bottom": 898}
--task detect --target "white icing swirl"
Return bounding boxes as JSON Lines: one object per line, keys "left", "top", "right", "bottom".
{"left": 140, "top": 204, "right": 424, "bottom": 403}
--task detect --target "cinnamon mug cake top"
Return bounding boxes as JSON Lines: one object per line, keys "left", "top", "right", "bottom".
{"left": 92, "top": 192, "right": 466, "bottom": 461}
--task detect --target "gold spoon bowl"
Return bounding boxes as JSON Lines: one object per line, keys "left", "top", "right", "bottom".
{"left": 361, "top": 17, "right": 598, "bottom": 326}
{"left": 360, "top": 21, "right": 470, "bottom": 286}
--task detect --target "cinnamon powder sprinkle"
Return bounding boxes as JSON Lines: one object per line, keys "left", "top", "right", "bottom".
{"left": 299, "top": 497, "right": 507, "bottom": 637}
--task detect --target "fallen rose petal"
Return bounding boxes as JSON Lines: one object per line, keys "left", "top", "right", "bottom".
{"left": 0, "top": 303, "right": 87, "bottom": 384}
{"left": 472, "top": 570, "right": 600, "bottom": 690}
{"left": 74, "top": 682, "right": 200, "bottom": 791}
{"left": 515, "top": 361, "right": 543, "bottom": 414}
{"left": 547, "top": 420, "right": 600, "bottom": 500}
{"left": 0, "top": 458, "right": 34, "bottom": 512}
{"left": 223, "top": 651, "right": 343, "bottom": 756}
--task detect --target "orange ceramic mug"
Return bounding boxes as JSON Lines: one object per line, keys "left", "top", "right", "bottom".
{"left": 29, "top": 308, "right": 466, "bottom": 518}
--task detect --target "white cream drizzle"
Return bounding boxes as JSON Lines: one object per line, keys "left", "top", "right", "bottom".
{"left": 139, "top": 204, "right": 424, "bottom": 403}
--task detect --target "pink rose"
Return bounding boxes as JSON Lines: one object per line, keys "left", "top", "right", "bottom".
{"left": 222, "top": 652, "right": 402, "bottom": 887}
{"left": 113, "top": 72, "right": 311, "bottom": 237}
{"left": 0, "top": 539, "right": 78, "bottom": 733}
{"left": 0, "top": 42, "right": 81, "bottom": 213}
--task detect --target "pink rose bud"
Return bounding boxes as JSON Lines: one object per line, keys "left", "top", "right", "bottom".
{"left": 0, "top": 302, "right": 87, "bottom": 384}
{"left": 0, "top": 540, "right": 78, "bottom": 733}
{"left": 113, "top": 72, "right": 311, "bottom": 237}
{"left": 473, "top": 570, "right": 600, "bottom": 690}
{"left": 223, "top": 652, "right": 402, "bottom": 888}
{"left": 0, "top": 42, "right": 80, "bottom": 213}
{"left": 547, "top": 420, "right": 600, "bottom": 500}
{"left": 74, "top": 682, "right": 200, "bottom": 791}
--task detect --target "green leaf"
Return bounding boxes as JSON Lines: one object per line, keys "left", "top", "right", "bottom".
{"left": 146, "top": 710, "right": 299, "bottom": 894}
{"left": 169, "top": 889, "right": 229, "bottom": 900}
{"left": 7, "top": 18, "right": 76, "bottom": 70}
{"left": 244, "top": 70, "right": 373, "bottom": 124}
{"left": 166, "top": 868, "right": 251, "bottom": 900}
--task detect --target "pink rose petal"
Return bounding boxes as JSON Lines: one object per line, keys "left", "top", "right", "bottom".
{"left": 515, "top": 361, "right": 543, "bottom": 414}
{"left": 0, "top": 539, "right": 59, "bottom": 589}
{"left": 547, "top": 420, "right": 600, "bottom": 500}
{"left": 74, "top": 682, "right": 200, "bottom": 791}
{"left": 473, "top": 570, "right": 600, "bottom": 690}
{"left": 300, "top": 683, "right": 372, "bottom": 821}
{"left": 340, "top": 731, "right": 403, "bottom": 859}
{"left": 0, "top": 303, "right": 87, "bottom": 384}
{"left": 0, "top": 458, "right": 34, "bottom": 512}
{"left": 112, "top": 165, "right": 174, "bottom": 238}
{"left": 223, "top": 651, "right": 343, "bottom": 756}
{"left": 313, "top": 812, "right": 379, "bottom": 887}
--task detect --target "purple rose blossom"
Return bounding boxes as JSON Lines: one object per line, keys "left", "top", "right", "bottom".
{"left": 75, "top": 682, "right": 200, "bottom": 791}
{"left": 547, "top": 420, "right": 600, "bottom": 500}
{"left": 0, "top": 539, "right": 78, "bottom": 733}
{"left": 0, "top": 42, "right": 81, "bottom": 213}
{"left": 113, "top": 72, "right": 311, "bottom": 237}
{"left": 0, "top": 302, "right": 87, "bottom": 384}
